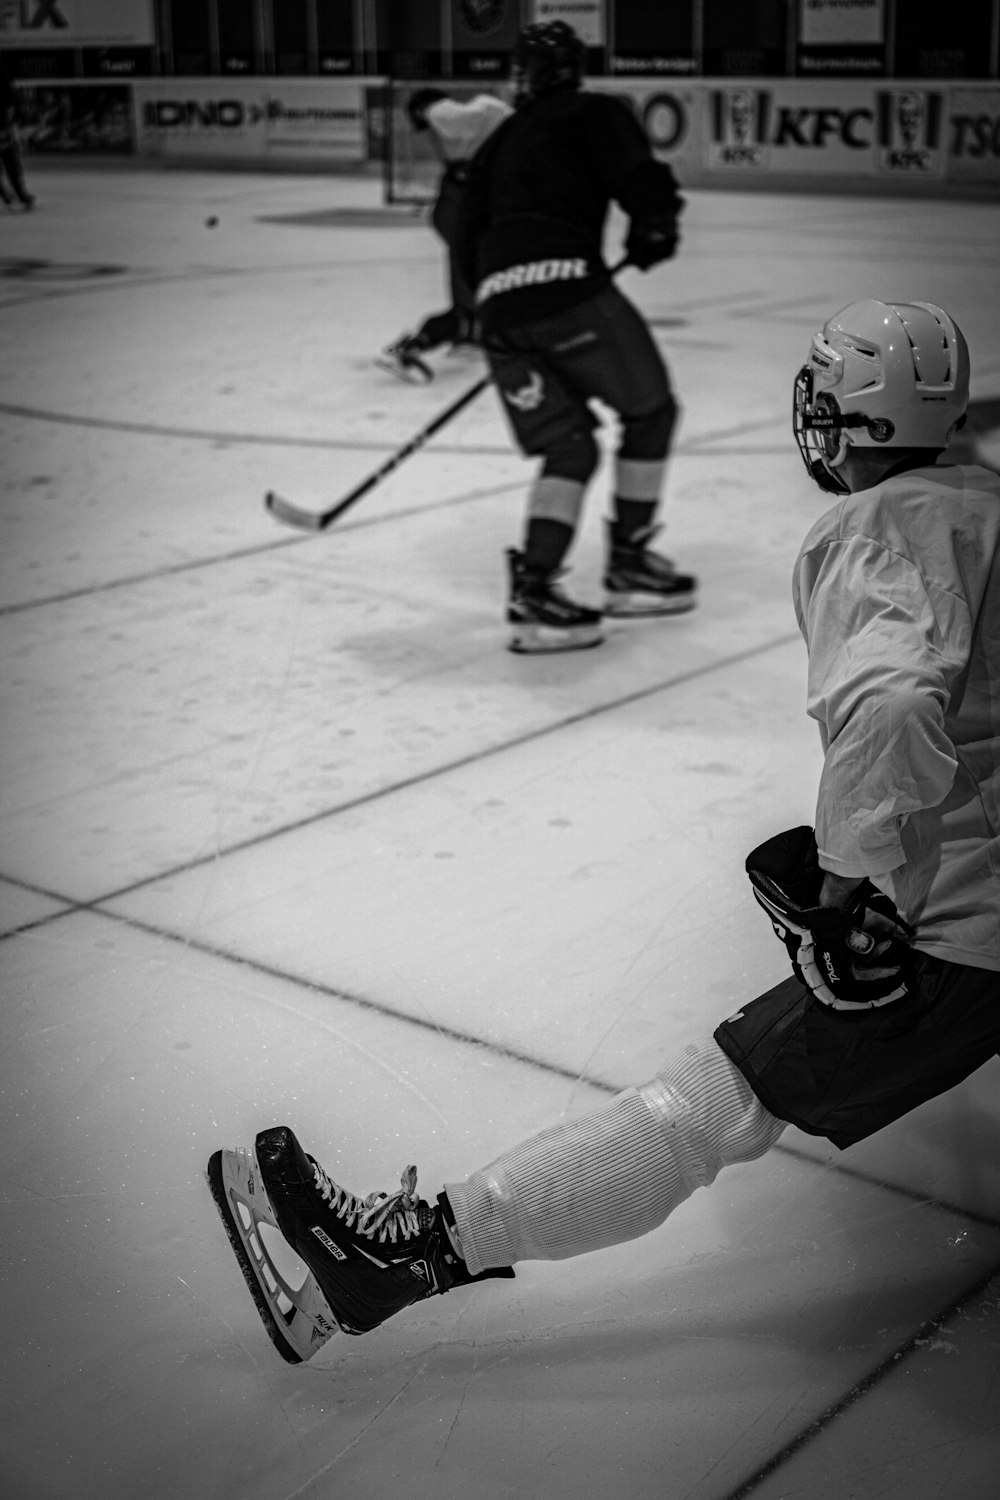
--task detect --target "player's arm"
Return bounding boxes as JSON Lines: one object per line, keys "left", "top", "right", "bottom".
{"left": 453, "top": 142, "right": 496, "bottom": 297}
{"left": 584, "top": 96, "right": 684, "bottom": 269}
{"left": 818, "top": 870, "right": 865, "bottom": 907}
{"left": 796, "top": 533, "right": 969, "bottom": 882}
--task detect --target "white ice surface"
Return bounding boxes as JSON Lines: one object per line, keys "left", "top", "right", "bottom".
{"left": 1, "top": 166, "right": 999, "bottom": 1500}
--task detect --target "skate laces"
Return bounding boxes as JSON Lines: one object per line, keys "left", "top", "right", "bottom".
{"left": 614, "top": 522, "right": 666, "bottom": 559}
{"left": 311, "top": 1160, "right": 426, "bottom": 1245}
{"left": 519, "top": 561, "right": 572, "bottom": 601}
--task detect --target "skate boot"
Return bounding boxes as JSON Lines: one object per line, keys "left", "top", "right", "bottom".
{"left": 255, "top": 1126, "right": 513, "bottom": 1337}
{"left": 507, "top": 548, "right": 604, "bottom": 654}
{"left": 604, "top": 524, "right": 697, "bottom": 616}
{"left": 376, "top": 333, "right": 434, "bottom": 384}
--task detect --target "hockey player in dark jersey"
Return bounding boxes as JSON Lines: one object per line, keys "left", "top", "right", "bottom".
{"left": 454, "top": 20, "right": 696, "bottom": 653}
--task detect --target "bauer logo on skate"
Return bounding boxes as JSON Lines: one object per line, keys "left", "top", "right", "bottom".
{"left": 310, "top": 1225, "right": 347, "bottom": 1260}
{"left": 476, "top": 257, "right": 588, "bottom": 302}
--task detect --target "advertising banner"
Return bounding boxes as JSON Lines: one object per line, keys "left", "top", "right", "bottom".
{"left": 797, "top": 0, "right": 885, "bottom": 76}
{"left": 448, "top": 0, "right": 521, "bottom": 78}
{"left": 704, "top": 80, "right": 947, "bottom": 179}
{"left": 529, "top": 1, "right": 605, "bottom": 48}
{"left": 134, "top": 80, "right": 368, "bottom": 163}
{"left": 799, "top": 0, "right": 883, "bottom": 46}
{"left": 947, "top": 86, "right": 1000, "bottom": 183}
{"left": 0, "top": 0, "right": 154, "bottom": 48}
{"left": 449, "top": 0, "right": 521, "bottom": 51}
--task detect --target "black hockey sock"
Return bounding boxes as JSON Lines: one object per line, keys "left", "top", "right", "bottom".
{"left": 436, "top": 1190, "right": 465, "bottom": 1258}
{"left": 524, "top": 517, "right": 574, "bottom": 575}
{"left": 611, "top": 499, "right": 657, "bottom": 548}
{"left": 436, "top": 1191, "right": 514, "bottom": 1287}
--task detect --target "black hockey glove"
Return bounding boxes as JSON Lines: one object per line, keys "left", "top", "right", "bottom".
{"left": 624, "top": 223, "right": 679, "bottom": 271}
{"left": 746, "top": 826, "right": 915, "bottom": 1010}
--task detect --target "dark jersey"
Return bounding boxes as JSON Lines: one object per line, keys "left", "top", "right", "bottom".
{"left": 456, "top": 86, "right": 682, "bottom": 334}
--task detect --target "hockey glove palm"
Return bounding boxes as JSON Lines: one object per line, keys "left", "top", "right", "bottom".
{"left": 746, "top": 826, "right": 914, "bottom": 1010}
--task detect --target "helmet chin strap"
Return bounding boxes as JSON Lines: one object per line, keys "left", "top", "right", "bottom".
{"left": 810, "top": 455, "right": 851, "bottom": 495}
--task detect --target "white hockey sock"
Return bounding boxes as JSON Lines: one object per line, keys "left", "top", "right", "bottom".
{"left": 445, "top": 1041, "right": 786, "bottom": 1274}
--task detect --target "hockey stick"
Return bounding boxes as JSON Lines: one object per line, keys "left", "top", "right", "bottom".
{"left": 265, "top": 373, "right": 491, "bottom": 532}
{"left": 264, "top": 258, "right": 633, "bottom": 533}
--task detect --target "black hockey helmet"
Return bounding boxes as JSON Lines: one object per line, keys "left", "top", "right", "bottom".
{"left": 407, "top": 87, "right": 448, "bottom": 131}
{"left": 512, "top": 21, "right": 585, "bottom": 102}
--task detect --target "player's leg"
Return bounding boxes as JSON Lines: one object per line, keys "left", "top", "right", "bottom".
{"left": 0, "top": 139, "right": 33, "bottom": 209}
{"left": 554, "top": 286, "right": 696, "bottom": 614}
{"left": 716, "top": 952, "right": 1000, "bottom": 1150}
{"left": 0, "top": 147, "right": 15, "bottom": 205}
{"left": 221, "top": 1035, "right": 783, "bottom": 1352}
{"left": 485, "top": 334, "right": 604, "bottom": 653}
{"left": 446, "top": 1038, "right": 786, "bottom": 1270}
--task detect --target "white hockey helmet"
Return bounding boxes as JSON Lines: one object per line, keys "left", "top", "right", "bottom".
{"left": 793, "top": 300, "right": 969, "bottom": 494}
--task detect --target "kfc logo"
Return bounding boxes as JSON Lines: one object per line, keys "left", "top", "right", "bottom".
{"left": 876, "top": 90, "right": 944, "bottom": 172}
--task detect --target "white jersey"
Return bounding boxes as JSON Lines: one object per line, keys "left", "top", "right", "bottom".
{"left": 793, "top": 462, "right": 1000, "bottom": 973}
{"left": 425, "top": 95, "right": 512, "bottom": 163}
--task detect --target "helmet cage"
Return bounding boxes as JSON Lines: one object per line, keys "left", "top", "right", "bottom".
{"left": 793, "top": 364, "right": 869, "bottom": 495}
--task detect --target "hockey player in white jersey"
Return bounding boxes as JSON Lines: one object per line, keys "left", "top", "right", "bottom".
{"left": 377, "top": 88, "right": 512, "bottom": 383}
{"left": 209, "top": 300, "right": 999, "bottom": 1362}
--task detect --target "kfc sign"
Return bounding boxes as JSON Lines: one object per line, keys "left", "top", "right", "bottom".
{"left": 708, "top": 85, "right": 945, "bottom": 176}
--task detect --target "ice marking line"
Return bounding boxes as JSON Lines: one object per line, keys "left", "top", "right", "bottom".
{"left": 719, "top": 1261, "right": 1000, "bottom": 1500}
{"left": 78, "top": 629, "right": 807, "bottom": 905}
{"left": 773, "top": 1143, "right": 1000, "bottom": 1232}
{"left": 0, "top": 400, "right": 784, "bottom": 459}
{"left": 5, "top": 878, "right": 998, "bottom": 1232}
{"left": 0, "top": 480, "right": 528, "bottom": 618}
{"left": 0, "top": 400, "right": 515, "bottom": 455}
{"left": 69, "top": 901, "right": 619, "bottom": 1095}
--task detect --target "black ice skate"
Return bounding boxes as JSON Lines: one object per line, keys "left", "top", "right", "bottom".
{"left": 604, "top": 524, "right": 697, "bottom": 616}
{"left": 207, "top": 1128, "right": 512, "bottom": 1362}
{"left": 375, "top": 334, "right": 434, "bottom": 384}
{"left": 507, "top": 548, "right": 604, "bottom": 654}
{"left": 207, "top": 1143, "right": 341, "bottom": 1363}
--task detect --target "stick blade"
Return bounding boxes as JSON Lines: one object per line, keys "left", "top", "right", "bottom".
{"left": 265, "top": 490, "right": 328, "bottom": 531}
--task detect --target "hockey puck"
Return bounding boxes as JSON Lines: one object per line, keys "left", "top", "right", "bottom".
{"left": 205, "top": 216, "right": 219, "bottom": 228}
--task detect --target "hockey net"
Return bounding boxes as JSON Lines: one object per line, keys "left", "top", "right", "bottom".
{"left": 381, "top": 79, "right": 510, "bottom": 206}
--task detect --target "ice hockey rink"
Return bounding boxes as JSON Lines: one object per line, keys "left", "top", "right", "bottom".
{"left": 1, "top": 163, "right": 999, "bottom": 1500}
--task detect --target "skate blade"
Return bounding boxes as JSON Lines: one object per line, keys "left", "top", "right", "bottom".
{"left": 603, "top": 588, "right": 697, "bottom": 617}
{"left": 508, "top": 621, "right": 604, "bottom": 654}
{"left": 207, "top": 1147, "right": 340, "bottom": 1364}
{"left": 374, "top": 353, "right": 434, "bottom": 385}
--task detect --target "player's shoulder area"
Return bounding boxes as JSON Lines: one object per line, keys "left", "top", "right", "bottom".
{"left": 798, "top": 464, "right": 1000, "bottom": 601}
{"left": 536, "top": 86, "right": 637, "bottom": 127}
{"left": 577, "top": 86, "right": 642, "bottom": 121}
